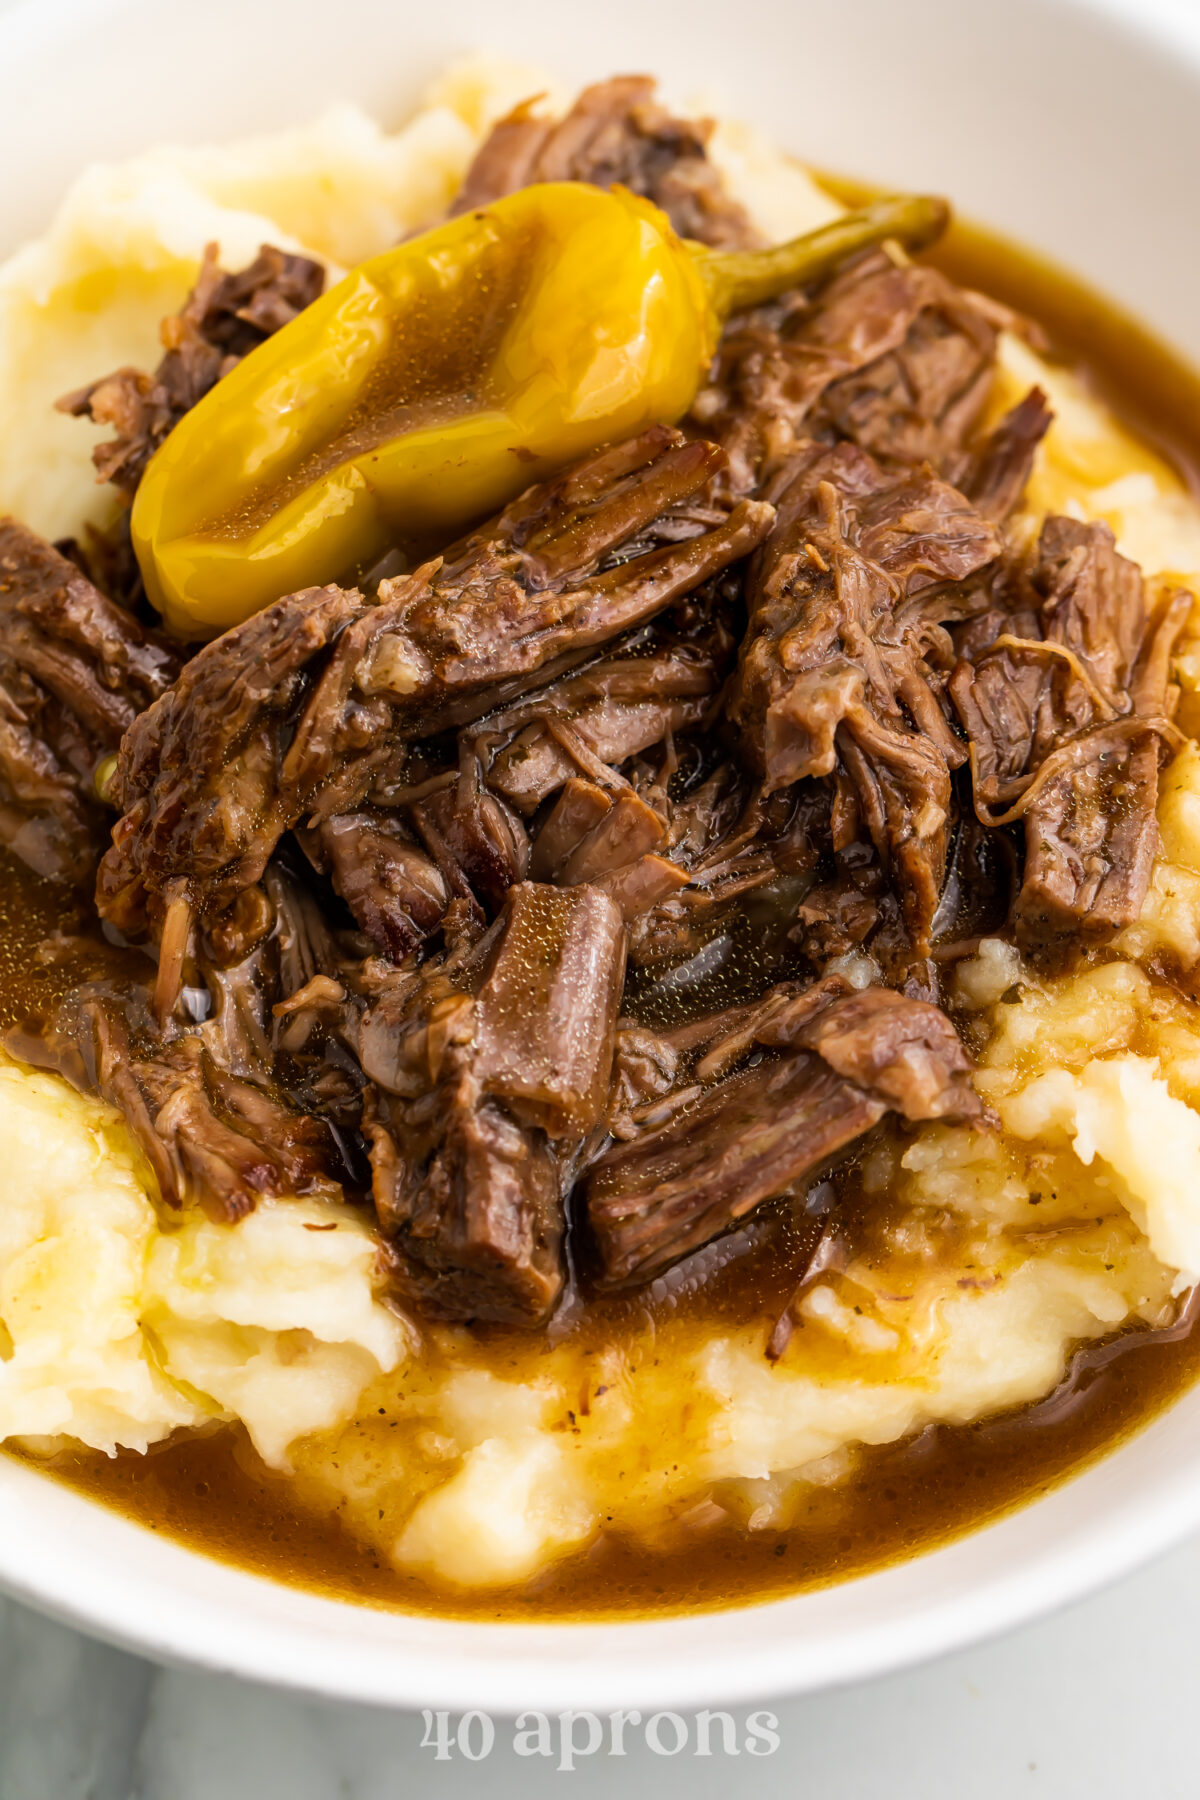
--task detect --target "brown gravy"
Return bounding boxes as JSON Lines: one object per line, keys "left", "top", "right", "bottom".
{"left": 10, "top": 197, "right": 1200, "bottom": 1620}
{"left": 38, "top": 1289, "right": 1200, "bottom": 1620}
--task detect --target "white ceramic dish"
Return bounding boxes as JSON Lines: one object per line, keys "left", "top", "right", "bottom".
{"left": 1, "top": 0, "right": 1199, "bottom": 1715}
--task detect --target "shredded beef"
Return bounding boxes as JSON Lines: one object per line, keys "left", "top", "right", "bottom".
{"left": 450, "top": 76, "right": 756, "bottom": 249}
{"left": 951, "top": 515, "right": 1189, "bottom": 948}
{"left": 97, "top": 583, "right": 358, "bottom": 934}
{"left": 93, "top": 1025, "right": 345, "bottom": 1222}
{"left": 586, "top": 984, "right": 983, "bottom": 1284}
{"left": 58, "top": 243, "right": 325, "bottom": 498}
{"left": 409, "top": 778, "right": 530, "bottom": 917}
{"left": 14, "top": 146, "right": 1170, "bottom": 1333}
{"left": 808, "top": 254, "right": 1001, "bottom": 469}
{"left": 692, "top": 249, "right": 1007, "bottom": 502}
{"left": 310, "top": 810, "right": 450, "bottom": 960}
{"left": 728, "top": 440, "right": 1001, "bottom": 952}
{"left": 98, "top": 428, "right": 770, "bottom": 937}
{"left": 482, "top": 613, "right": 729, "bottom": 815}
{"left": 0, "top": 518, "right": 179, "bottom": 882}
{"left": 12, "top": 946, "right": 349, "bottom": 1222}
{"left": 287, "top": 427, "right": 768, "bottom": 767}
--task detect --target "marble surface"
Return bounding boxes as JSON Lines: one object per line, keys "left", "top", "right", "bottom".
{"left": 3, "top": 0, "right": 1200, "bottom": 1793}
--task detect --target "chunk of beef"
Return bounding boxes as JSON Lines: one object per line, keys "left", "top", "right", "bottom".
{"left": 0, "top": 670, "right": 99, "bottom": 884}
{"left": 97, "top": 583, "right": 359, "bottom": 935}
{"left": 551, "top": 788, "right": 667, "bottom": 885}
{"left": 59, "top": 243, "right": 325, "bottom": 497}
{"left": 0, "top": 519, "right": 177, "bottom": 733}
{"left": 529, "top": 778, "right": 615, "bottom": 880}
{"left": 590, "top": 852, "right": 691, "bottom": 923}
{"left": 1031, "top": 516, "right": 1145, "bottom": 720}
{"left": 585, "top": 984, "right": 982, "bottom": 1285}
{"left": 961, "top": 387, "right": 1053, "bottom": 522}
{"left": 365, "top": 881, "right": 626, "bottom": 1324}
{"left": 783, "top": 984, "right": 981, "bottom": 1118}
{"left": 372, "top": 1092, "right": 565, "bottom": 1323}
{"left": 312, "top": 810, "right": 449, "bottom": 960}
{"left": 949, "top": 597, "right": 1047, "bottom": 813}
{"left": 1017, "top": 729, "right": 1164, "bottom": 944}
{"left": 809, "top": 254, "right": 1001, "bottom": 470}
{"left": 590, "top": 1054, "right": 881, "bottom": 1285}
{"left": 950, "top": 516, "right": 1190, "bottom": 949}
{"left": 1017, "top": 585, "right": 1190, "bottom": 946}
{"left": 483, "top": 622, "right": 728, "bottom": 815}
{"left": 99, "top": 430, "right": 770, "bottom": 938}
{"left": 450, "top": 76, "right": 756, "bottom": 249}
{"left": 287, "top": 427, "right": 771, "bottom": 798}
{"left": 409, "top": 777, "right": 529, "bottom": 917}
{"left": 693, "top": 249, "right": 1007, "bottom": 502}
{"left": 0, "top": 518, "right": 179, "bottom": 883}
{"left": 728, "top": 441, "right": 1001, "bottom": 951}
{"left": 468, "top": 884, "right": 626, "bottom": 1135}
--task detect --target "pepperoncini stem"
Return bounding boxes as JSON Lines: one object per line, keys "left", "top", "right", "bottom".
{"left": 692, "top": 195, "right": 951, "bottom": 320}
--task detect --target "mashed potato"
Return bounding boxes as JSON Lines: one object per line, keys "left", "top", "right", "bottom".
{"left": 0, "top": 58, "right": 1199, "bottom": 1589}
{"left": 0, "top": 1058, "right": 408, "bottom": 1462}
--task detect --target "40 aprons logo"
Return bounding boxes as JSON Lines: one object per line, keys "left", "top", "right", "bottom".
{"left": 419, "top": 1707, "right": 781, "bottom": 1768}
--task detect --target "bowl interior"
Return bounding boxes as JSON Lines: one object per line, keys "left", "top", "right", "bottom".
{"left": 1, "top": 0, "right": 1199, "bottom": 1711}
{"left": 4, "top": 0, "right": 1200, "bottom": 362}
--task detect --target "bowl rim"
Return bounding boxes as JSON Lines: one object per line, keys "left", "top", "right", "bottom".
{"left": 5, "top": 1393, "right": 1200, "bottom": 1714}
{"left": 2, "top": 0, "right": 1200, "bottom": 1714}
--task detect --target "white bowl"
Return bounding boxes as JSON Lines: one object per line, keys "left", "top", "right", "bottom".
{"left": 1, "top": 0, "right": 1199, "bottom": 1714}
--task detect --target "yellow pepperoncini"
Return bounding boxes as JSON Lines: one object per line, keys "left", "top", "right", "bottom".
{"left": 131, "top": 184, "right": 948, "bottom": 637}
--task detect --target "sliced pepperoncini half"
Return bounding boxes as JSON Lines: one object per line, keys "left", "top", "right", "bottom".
{"left": 131, "top": 183, "right": 949, "bottom": 637}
